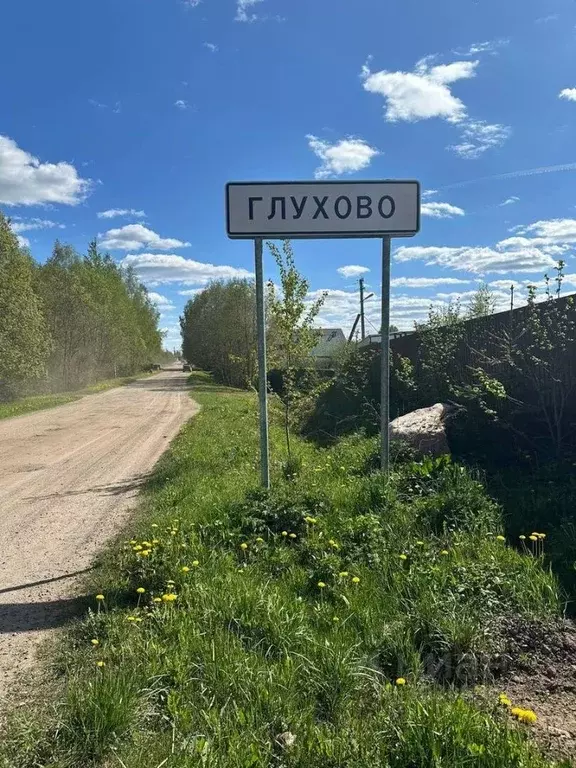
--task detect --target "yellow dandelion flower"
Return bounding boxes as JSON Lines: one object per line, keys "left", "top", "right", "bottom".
{"left": 351, "top": 576, "right": 360, "bottom": 584}
{"left": 441, "top": 550, "right": 449, "bottom": 556}
{"left": 518, "top": 709, "right": 538, "bottom": 724}
{"left": 95, "top": 594, "right": 105, "bottom": 601}
{"left": 133, "top": 545, "right": 143, "bottom": 551}
{"left": 140, "top": 549, "right": 151, "bottom": 557}
{"left": 127, "top": 616, "right": 136, "bottom": 622}
{"left": 142, "top": 541, "right": 152, "bottom": 548}
{"left": 510, "top": 707, "right": 523, "bottom": 717}
{"left": 399, "top": 554, "right": 408, "bottom": 561}
{"left": 181, "top": 566, "right": 190, "bottom": 573}
{"left": 153, "top": 597, "right": 162, "bottom": 603}
{"left": 416, "top": 541, "right": 425, "bottom": 546}
{"left": 332, "top": 616, "right": 340, "bottom": 622}
{"left": 289, "top": 533, "right": 297, "bottom": 539}
{"left": 130, "top": 539, "right": 137, "bottom": 545}
{"left": 281, "top": 531, "right": 288, "bottom": 537}
{"left": 240, "top": 542, "right": 248, "bottom": 550}
{"left": 91, "top": 639, "right": 99, "bottom": 646}
{"left": 256, "top": 537, "right": 264, "bottom": 543}
{"left": 152, "top": 539, "right": 160, "bottom": 545}
{"left": 519, "top": 535, "right": 526, "bottom": 540}
{"left": 136, "top": 587, "right": 146, "bottom": 594}
{"left": 192, "top": 560, "right": 199, "bottom": 567}
{"left": 317, "top": 581, "right": 326, "bottom": 589}
{"left": 170, "top": 529, "right": 177, "bottom": 536}
{"left": 538, "top": 533, "right": 546, "bottom": 539}
{"left": 529, "top": 535, "right": 538, "bottom": 542}
{"left": 162, "top": 593, "right": 177, "bottom": 602}
{"left": 96, "top": 660, "right": 106, "bottom": 668}
{"left": 498, "top": 693, "right": 512, "bottom": 707}
{"left": 496, "top": 535, "right": 506, "bottom": 542}
{"left": 339, "top": 571, "right": 349, "bottom": 578}
{"left": 395, "top": 678, "right": 406, "bottom": 686}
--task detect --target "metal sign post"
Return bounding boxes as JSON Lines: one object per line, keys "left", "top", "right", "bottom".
{"left": 380, "top": 236, "right": 391, "bottom": 474}
{"left": 254, "top": 237, "right": 270, "bottom": 489}
{"left": 226, "top": 179, "right": 420, "bottom": 485}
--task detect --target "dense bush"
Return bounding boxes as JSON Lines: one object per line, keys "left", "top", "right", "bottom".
{"left": 302, "top": 347, "right": 417, "bottom": 444}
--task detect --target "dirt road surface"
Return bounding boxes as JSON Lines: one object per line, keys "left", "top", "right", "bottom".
{"left": 0, "top": 368, "right": 197, "bottom": 701}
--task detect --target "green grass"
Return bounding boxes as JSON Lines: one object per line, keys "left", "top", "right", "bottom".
{"left": 0, "top": 371, "right": 570, "bottom": 768}
{"left": 0, "top": 374, "right": 153, "bottom": 420}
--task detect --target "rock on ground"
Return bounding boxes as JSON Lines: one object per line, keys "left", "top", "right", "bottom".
{"left": 390, "top": 403, "right": 451, "bottom": 457}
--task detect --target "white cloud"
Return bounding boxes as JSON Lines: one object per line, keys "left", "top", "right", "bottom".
{"left": 97, "top": 208, "right": 146, "bottom": 219}
{"left": 0, "top": 135, "right": 91, "bottom": 206}
{"left": 89, "top": 99, "right": 121, "bottom": 113}
{"left": 500, "top": 196, "right": 519, "bottom": 206}
{"left": 536, "top": 13, "right": 559, "bottom": 23}
{"left": 337, "top": 265, "right": 370, "bottom": 279}
{"left": 16, "top": 235, "right": 30, "bottom": 248}
{"left": 361, "top": 57, "right": 478, "bottom": 123}
{"left": 362, "top": 57, "right": 509, "bottom": 159}
{"left": 421, "top": 201, "right": 465, "bottom": 218}
{"left": 10, "top": 217, "right": 65, "bottom": 233}
{"left": 449, "top": 119, "right": 511, "bottom": 158}
{"left": 175, "top": 100, "right": 189, "bottom": 110}
{"left": 147, "top": 291, "right": 175, "bottom": 312}
{"left": 307, "top": 135, "right": 379, "bottom": 179}
{"left": 391, "top": 276, "right": 471, "bottom": 288}
{"left": 306, "top": 288, "right": 448, "bottom": 333}
{"left": 99, "top": 224, "right": 190, "bottom": 252}
{"left": 422, "top": 189, "right": 438, "bottom": 199}
{"left": 121, "top": 253, "right": 253, "bottom": 285}
{"left": 513, "top": 218, "right": 576, "bottom": 245}
{"left": 489, "top": 279, "right": 533, "bottom": 291}
{"left": 161, "top": 321, "right": 182, "bottom": 349}
{"left": 236, "top": 0, "right": 264, "bottom": 22}
{"left": 452, "top": 39, "right": 509, "bottom": 56}
{"left": 203, "top": 42, "right": 218, "bottom": 52}
{"left": 394, "top": 242, "right": 558, "bottom": 275}
{"left": 183, "top": 0, "right": 201, "bottom": 6}
{"left": 559, "top": 88, "right": 576, "bottom": 102}
{"left": 178, "top": 288, "right": 204, "bottom": 297}
{"left": 390, "top": 294, "right": 448, "bottom": 328}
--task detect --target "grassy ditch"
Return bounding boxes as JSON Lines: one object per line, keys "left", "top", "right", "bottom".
{"left": 0, "top": 374, "right": 155, "bottom": 420}
{"left": 1, "top": 372, "right": 570, "bottom": 768}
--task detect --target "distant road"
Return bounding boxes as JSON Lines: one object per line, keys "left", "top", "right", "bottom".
{"left": 0, "top": 367, "right": 198, "bottom": 699}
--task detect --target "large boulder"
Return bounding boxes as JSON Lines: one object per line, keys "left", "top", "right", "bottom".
{"left": 390, "top": 403, "right": 452, "bottom": 457}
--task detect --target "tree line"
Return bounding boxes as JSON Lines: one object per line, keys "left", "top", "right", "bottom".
{"left": 0, "top": 211, "right": 167, "bottom": 401}
{"left": 179, "top": 241, "right": 327, "bottom": 392}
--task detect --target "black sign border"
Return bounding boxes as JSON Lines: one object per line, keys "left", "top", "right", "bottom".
{"left": 226, "top": 180, "right": 421, "bottom": 239}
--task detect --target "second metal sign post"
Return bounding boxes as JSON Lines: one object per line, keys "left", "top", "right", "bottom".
{"left": 226, "top": 179, "right": 421, "bottom": 486}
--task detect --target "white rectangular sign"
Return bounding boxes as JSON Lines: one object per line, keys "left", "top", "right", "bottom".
{"left": 226, "top": 180, "right": 420, "bottom": 239}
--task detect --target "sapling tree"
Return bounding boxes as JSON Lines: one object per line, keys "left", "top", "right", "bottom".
{"left": 266, "top": 240, "right": 326, "bottom": 462}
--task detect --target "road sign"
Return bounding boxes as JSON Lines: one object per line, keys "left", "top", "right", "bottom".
{"left": 226, "top": 178, "right": 421, "bottom": 487}
{"left": 226, "top": 180, "right": 420, "bottom": 239}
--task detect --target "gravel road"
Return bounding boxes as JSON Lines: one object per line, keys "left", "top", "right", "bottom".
{"left": 0, "top": 368, "right": 197, "bottom": 700}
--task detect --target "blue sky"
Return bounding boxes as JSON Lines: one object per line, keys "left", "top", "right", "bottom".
{"left": 2, "top": 0, "right": 576, "bottom": 347}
